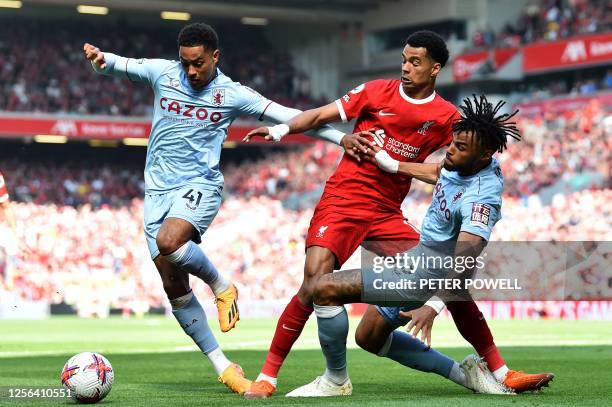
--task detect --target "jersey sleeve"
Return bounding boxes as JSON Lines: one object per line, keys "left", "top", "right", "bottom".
{"left": 335, "top": 82, "right": 371, "bottom": 123}
{"left": 459, "top": 201, "right": 501, "bottom": 241}
{"left": 261, "top": 102, "right": 344, "bottom": 145}
{"left": 0, "top": 173, "right": 9, "bottom": 203}
{"left": 92, "top": 53, "right": 172, "bottom": 87}
{"left": 232, "top": 84, "right": 273, "bottom": 118}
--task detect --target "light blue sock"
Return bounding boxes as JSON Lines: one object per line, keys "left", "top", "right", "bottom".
{"left": 171, "top": 291, "right": 219, "bottom": 355}
{"left": 381, "top": 331, "right": 454, "bottom": 378}
{"left": 314, "top": 304, "right": 349, "bottom": 385}
{"left": 165, "top": 241, "right": 229, "bottom": 295}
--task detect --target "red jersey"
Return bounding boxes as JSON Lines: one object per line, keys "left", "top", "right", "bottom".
{"left": 326, "top": 79, "right": 459, "bottom": 210}
{"left": 0, "top": 171, "right": 8, "bottom": 204}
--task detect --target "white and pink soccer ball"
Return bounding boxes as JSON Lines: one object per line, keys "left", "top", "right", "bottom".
{"left": 61, "top": 352, "right": 114, "bottom": 404}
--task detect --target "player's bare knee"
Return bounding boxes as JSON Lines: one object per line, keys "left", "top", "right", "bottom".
{"left": 155, "top": 231, "right": 184, "bottom": 256}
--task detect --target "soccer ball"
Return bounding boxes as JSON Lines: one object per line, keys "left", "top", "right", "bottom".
{"left": 61, "top": 352, "right": 114, "bottom": 403}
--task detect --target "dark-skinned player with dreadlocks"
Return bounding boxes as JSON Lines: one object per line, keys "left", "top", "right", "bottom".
{"left": 287, "top": 95, "right": 554, "bottom": 396}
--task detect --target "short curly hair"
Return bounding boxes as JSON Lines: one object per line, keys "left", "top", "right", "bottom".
{"left": 177, "top": 23, "right": 219, "bottom": 52}
{"left": 405, "top": 30, "right": 449, "bottom": 67}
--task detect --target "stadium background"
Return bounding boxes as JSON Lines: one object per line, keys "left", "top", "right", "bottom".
{"left": 0, "top": 1, "right": 610, "bottom": 405}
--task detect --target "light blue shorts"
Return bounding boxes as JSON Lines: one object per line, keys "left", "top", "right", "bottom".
{"left": 143, "top": 185, "right": 222, "bottom": 259}
{"left": 376, "top": 302, "right": 424, "bottom": 329}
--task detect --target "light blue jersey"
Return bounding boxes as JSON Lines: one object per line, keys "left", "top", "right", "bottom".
{"left": 95, "top": 54, "right": 271, "bottom": 194}
{"left": 376, "top": 158, "right": 504, "bottom": 327}
{"left": 420, "top": 157, "right": 503, "bottom": 242}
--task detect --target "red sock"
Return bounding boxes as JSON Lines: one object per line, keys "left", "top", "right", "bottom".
{"left": 446, "top": 300, "right": 506, "bottom": 371}
{"left": 261, "top": 295, "right": 313, "bottom": 378}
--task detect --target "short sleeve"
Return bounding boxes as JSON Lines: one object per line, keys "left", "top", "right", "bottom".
{"left": 335, "top": 82, "right": 370, "bottom": 123}
{"left": 233, "top": 84, "right": 272, "bottom": 118}
{"left": 123, "top": 58, "right": 171, "bottom": 85}
{"left": 0, "top": 173, "right": 9, "bottom": 203}
{"left": 459, "top": 202, "right": 500, "bottom": 241}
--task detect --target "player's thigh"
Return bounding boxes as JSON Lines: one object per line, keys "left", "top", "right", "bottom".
{"left": 144, "top": 192, "right": 174, "bottom": 260}
{"left": 355, "top": 305, "right": 397, "bottom": 353}
{"left": 166, "top": 185, "right": 222, "bottom": 245}
{"left": 305, "top": 194, "right": 371, "bottom": 269}
{"left": 364, "top": 212, "right": 420, "bottom": 256}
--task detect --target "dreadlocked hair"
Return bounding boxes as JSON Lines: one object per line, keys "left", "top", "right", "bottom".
{"left": 452, "top": 94, "right": 521, "bottom": 153}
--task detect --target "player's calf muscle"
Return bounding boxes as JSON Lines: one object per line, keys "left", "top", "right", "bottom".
{"left": 355, "top": 309, "right": 392, "bottom": 353}
{"left": 154, "top": 256, "right": 189, "bottom": 298}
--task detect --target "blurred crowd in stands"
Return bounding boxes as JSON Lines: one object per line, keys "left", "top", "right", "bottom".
{"left": 0, "top": 19, "right": 323, "bottom": 116}
{"left": 512, "top": 70, "right": 612, "bottom": 103}
{"left": 470, "top": 0, "right": 610, "bottom": 51}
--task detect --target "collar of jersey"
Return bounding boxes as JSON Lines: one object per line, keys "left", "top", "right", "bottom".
{"left": 180, "top": 68, "right": 220, "bottom": 94}
{"left": 398, "top": 84, "right": 436, "bottom": 104}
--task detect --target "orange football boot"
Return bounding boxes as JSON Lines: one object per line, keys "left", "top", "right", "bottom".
{"left": 244, "top": 380, "right": 276, "bottom": 399}
{"left": 503, "top": 370, "right": 554, "bottom": 393}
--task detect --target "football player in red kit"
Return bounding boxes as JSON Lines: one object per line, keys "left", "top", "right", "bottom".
{"left": 0, "top": 170, "right": 30, "bottom": 256}
{"left": 243, "top": 31, "right": 552, "bottom": 397}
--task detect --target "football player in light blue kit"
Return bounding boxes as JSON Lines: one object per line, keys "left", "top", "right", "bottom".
{"left": 83, "top": 23, "right": 370, "bottom": 394}
{"left": 287, "top": 95, "right": 532, "bottom": 397}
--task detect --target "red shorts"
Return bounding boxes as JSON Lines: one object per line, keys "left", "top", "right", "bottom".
{"left": 305, "top": 193, "right": 420, "bottom": 269}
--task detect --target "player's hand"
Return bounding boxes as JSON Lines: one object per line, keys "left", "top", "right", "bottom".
{"left": 400, "top": 305, "right": 438, "bottom": 347}
{"left": 243, "top": 127, "right": 273, "bottom": 143}
{"left": 340, "top": 131, "right": 375, "bottom": 162}
{"left": 83, "top": 43, "right": 107, "bottom": 69}
{"left": 363, "top": 144, "right": 382, "bottom": 164}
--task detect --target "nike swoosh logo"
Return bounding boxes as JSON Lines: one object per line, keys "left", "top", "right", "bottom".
{"left": 282, "top": 324, "right": 299, "bottom": 332}
{"left": 378, "top": 110, "right": 396, "bottom": 116}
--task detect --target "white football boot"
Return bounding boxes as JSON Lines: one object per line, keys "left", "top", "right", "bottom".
{"left": 285, "top": 375, "right": 353, "bottom": 397}
{"left": 461, "top": 354, "right": 515, "bottom": 395}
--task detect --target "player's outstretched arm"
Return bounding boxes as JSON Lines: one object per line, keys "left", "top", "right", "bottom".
{"left": 366, "top": 145, "right": 441, "bottom": 184}
{"left": 244, "top": 102, "right": 374, "bottom": 161}
{"left": 83, "top": 43, "right": 168, "bottom": 85}
{"left": 244, "top": 101, "right": 341, "bottom": 142}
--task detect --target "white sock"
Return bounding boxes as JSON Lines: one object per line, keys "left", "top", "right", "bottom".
{"left": 323, "top": 367, "right": 349, "bottom": 386}
{"left": 493, "top": 365, "right": 509, "bottom": 382}
{"left": 210, "top": 275, "right": 231, "bottom": 296}
{"left": 448, "top": 362, "right": 468, "bottom": 388}
{"left": 256, "top": 373, "right": 277, "bottom": 387}
{"left": 206, "top": 347, "right": 232, "bottom": 375}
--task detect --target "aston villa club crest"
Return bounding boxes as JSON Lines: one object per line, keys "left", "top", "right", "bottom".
{"left": 212, "top": 88, "right": 225, "bottom": 106}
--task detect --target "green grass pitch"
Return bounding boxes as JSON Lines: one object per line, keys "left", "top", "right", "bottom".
{"left": 1, "top": 316, "right": 610, "bottom": 406}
